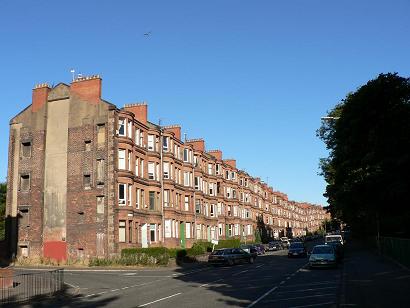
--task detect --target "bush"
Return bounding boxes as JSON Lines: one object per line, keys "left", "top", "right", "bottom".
{"left": 215, "top": 239, "right": 241, "bottom": 249}
{"left": 187, "top": 243, "right": 206, "bottom": 256}
{"left": 121, "top": 247, "right": 168, "bottom": 258}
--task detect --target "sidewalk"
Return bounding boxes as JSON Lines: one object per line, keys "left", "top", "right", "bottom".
{"left": 341, "top": 240, "right": 410, "bottom": 308}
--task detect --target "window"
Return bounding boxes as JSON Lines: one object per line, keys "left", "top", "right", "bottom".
{"left": 210, "top": 204, "right": 215, "bottom": 217}
{"left": 183, "top": 172, "right": 190, "bottom": 186}
{"left": 135, "top": 128, "right": 141, "bottom": 146}
{"left": 148, "top": 162, "right": 155, "bottom": 180}
{"left": 150, "top": 224, "right": 157, "bottom": 242}
{"left": 184, "top": 196, "right": 189, "bottom": 211}
{"left": 183, "top": 148, "right": 189, "bottom": 162}
{"left": 118, "top": 118, "right": 125, "bottom": 136}
{"left": 96, "top": 159, "right": 105, "bottom": 186}
{"left": 135, "top": 157, "right": 139, "bottom": 176}
{"left": 128, "top": 221, "right": 133, "bottom": 243}
{"left": 85, "top": 140, "right": 91, "bottom": 151}
{"left": 140, "top": 159, "right": 144, "bottom": 178}
{"left": 195, "top": 200, "right": 201, "bottom": 214}
{"left": 97, "top": 196, "right": 105, "bottom": 214}
{"left": 165, "top": 220, "right": 172, "bottom": 238}
{"left": 208, "top": 163, "right": 213, "bottom": 175}
{"left": 118, "top": 149, "right": 125, "bottom": 169}
{"left": 21, "top": 141, "right": 32, "bottom": 158}
{"left": 163, "top": 136, "right": 169, "bottom": 151}
{"left": 216, "top": 164, "right": 220, "bottom": 175}
{"left": 147, "top": 135, "right": 154, "bottom": 151}
{"left": 225, "top": 170, "right": 229, "bottom": 180}
{"left": 186, "top": 222, "right": 191, "bottom": 238}
{"left": 128, "top": 184, "right": 132, "bottom": 206}
{"left": 18, "top": 208, "right": 29, "bottom": 227}
{"left": 97, "top": 124, "right": 105, "bottom": 146}
{"left": 141, "top": 190, "right": 145, "bottom": 208}
{"left": 231, "top": 172, "right": 236, "bottom": 180}
{"left": 127, "top": 120, "right": 132, "bottom": 138}
{"left": 149, "top": 191, "right": 156, "bottom": 210}
{"left": 163, "top": 162, "right": 170, "bottom": 179}
{"left": 83, "top": 174, "right": 91, "bottom": 189}
{"left": 118, "top": 183, "right": 126, "bottom": 205}
{"left": 164, "top": 190, "right": 169, "bottom": 207}
{"left": 119, "top": 221, "right": 126, "bottom": 242}
{"left": 20, "top": 174, "right": 30, "bottom": 191}
{"left": 136, "top": 188, "right": 140, "bottom": 208}
{"left": 218, "top": 223, "right": 223, "bottom": 236}
{"left": 194, "top": 177, "right": 200, "bottom": 190}
{"left": 128, "top": 151, "right": 132, "bottom": 171}
{"left": 209, "top": 183, "right": 214, "bottom": 196}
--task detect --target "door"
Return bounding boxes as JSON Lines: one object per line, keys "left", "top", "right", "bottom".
{"left": 141, "top": 224, "right": 148, "bottom": 248}
{"left": 180, "top": 222, "right": 186, "bottom": 248}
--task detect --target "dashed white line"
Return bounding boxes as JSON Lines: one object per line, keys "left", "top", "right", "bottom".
{"left": 199, "top": 278, "right": 224, "bottom": 288}
{"left": 247, "top": 286, "right": 279, "bottom": 308}
{"left": 137, "top": 292, "right": 182, "bottom": 307}
{"left": 232, "top": 269, "right": 249, "bottom": 276}
{"left": 111, "top": 289, "right": 119, "bottom": 292}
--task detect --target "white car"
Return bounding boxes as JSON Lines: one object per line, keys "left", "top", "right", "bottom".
{"left": 309, "top": 244, "right": 337, "bottom": 268}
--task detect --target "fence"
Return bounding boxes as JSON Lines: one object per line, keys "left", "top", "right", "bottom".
{"left": 0, "top": 268, "right": 64, "bottom": 304}
{"left": 379, "top": 236, "right": 410, "bottom": 268}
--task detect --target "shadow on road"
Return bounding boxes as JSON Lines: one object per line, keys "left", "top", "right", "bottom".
{"left": 1, "top": 285, "right": 119, "bottom": 308}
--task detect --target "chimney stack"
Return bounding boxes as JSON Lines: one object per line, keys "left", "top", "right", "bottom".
{"left": 124, "top": 103, "right": 148, "bottom": 124}
{"left": 70, "top": 75, "right": 102, "bottom": 105}
{"left": 32, "top": 83, "right": 50, "bottom": 112}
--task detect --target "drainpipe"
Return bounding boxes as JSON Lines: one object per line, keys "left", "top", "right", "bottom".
{"left": 159, "top": 123, "right": 165, "bottom": 244}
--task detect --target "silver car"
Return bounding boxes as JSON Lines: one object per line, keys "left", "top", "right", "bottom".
{"left": 308, "top": 244, "right": 337, "bottom": 268}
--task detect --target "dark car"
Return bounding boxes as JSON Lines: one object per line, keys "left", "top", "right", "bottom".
{"left": 240, "top": 245, "right": 258, "bottom": 258}
{"left": 287, "top": 242, "right": 307, "bottom": 258}
{"left": 208, "top": 248, "right": 255, "bottom": 266}
{"left": 255, "top": 244, "right": 266, "bottom": 255}
{"left": 267, "top": 241, "right": 282, "bottom": 251}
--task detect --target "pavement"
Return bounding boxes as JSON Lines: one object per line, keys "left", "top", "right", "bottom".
{"left": 5, "top": 239, "right": 410, "bottom": 307}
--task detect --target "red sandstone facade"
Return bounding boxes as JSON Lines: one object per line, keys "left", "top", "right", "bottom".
{"left": 6, "top": 76, "right": 328, "bottom": 261}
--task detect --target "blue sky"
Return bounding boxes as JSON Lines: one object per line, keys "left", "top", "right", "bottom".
{"left": 1, "top": 0, "right": 409, "bottom": 205}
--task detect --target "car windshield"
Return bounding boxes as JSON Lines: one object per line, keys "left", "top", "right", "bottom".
{"left": 326, "top": 236, "right": 342, "bottom": 242}
{"left": 212, "top": 249, "right": 229, "bottom": 255}
{"left": 290, "top": 243, "right": 304, "bottom": 249}
{"left": 312, "top": 246, "right": 333, "bottom": 254}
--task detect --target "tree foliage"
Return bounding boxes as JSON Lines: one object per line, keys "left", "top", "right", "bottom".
{"left": 0, "top": 182, "right": 6, "bottom": 240}
{"left": 318, "top": 73, "right": 410, "bottom": 237}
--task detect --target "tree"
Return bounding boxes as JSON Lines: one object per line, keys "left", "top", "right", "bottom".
{"left": 0, "top": 182, "right": 6, "bottom": 240}
{"left": 318, "top": 73, "right": 410, "bottom": 238}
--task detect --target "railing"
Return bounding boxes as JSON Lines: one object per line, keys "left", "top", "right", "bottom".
{"left": 379, "top": 236, "right": 410, "bottom": 268}
{"left": 0, "top": 268, "right": 64, "bottom": 304}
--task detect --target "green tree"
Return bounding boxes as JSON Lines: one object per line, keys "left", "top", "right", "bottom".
{"left": 318, "top": 73, "right": 410, "bottom": 238}
{"left": 0, "top": 182, "right": 6, "bottom": 240}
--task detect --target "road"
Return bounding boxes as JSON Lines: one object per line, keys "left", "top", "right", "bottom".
{"left": 13, "top": 241, "right": 343, "bottom": 307}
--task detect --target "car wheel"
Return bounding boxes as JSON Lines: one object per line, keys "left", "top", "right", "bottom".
{"left": 228, "top": 258, "right": 234, "bottom": 266}
{"left": 249, "top": 257, "right": 254, "bottom": 264}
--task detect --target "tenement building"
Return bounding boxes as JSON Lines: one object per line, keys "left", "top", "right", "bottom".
{"left": 6, "top": 76, "right": 328, "bottom": 261}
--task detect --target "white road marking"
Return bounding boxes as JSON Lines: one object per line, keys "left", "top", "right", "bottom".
{"left": 64, "top": 282, "right": 79, "bottom": 288}
{"left": 247, "top": 263, "right": 308, "bottom": 308}
{"left": 111, "top": 289, "right": 120, "bottom": 292}
{"left": 137, "top": 292, "right": 182, "bottom": 307}
{"left": 255, "top": 264, "right": 264, "bottom": 268}
{"left": 247, "top": 286, "right": 279, "bottom": 307}
{"left": 232, "top": 269, "right": 249, "bottom": 276}
{"left": 199, "top": 278, "right": 224, "bottom": 288}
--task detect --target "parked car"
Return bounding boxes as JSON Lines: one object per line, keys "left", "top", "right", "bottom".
{"left": 239, "top": 245, "right": 258, "bottom": 258}
{"left": 325, "top": 234, "right": 344, "bottom": 246}
{"left": 267, "top": 241, "right": 283, "bottom": 251}
{"left": 308, "top": 244, "right": 337, "bottom": 268}
{"left": 287, "top": 242, "right": 307, "bottom": 258}
{"left": 255, "top": 244, "right": 266, "bottom": 255}
{"left": 280, "top": 237, "right": 290, "bottom": 249}
{"left": 208, "top": 248, "right": 255, "bottom": 266}
{"left": 325, "top": 241, "right": 344, "bottom": 260}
